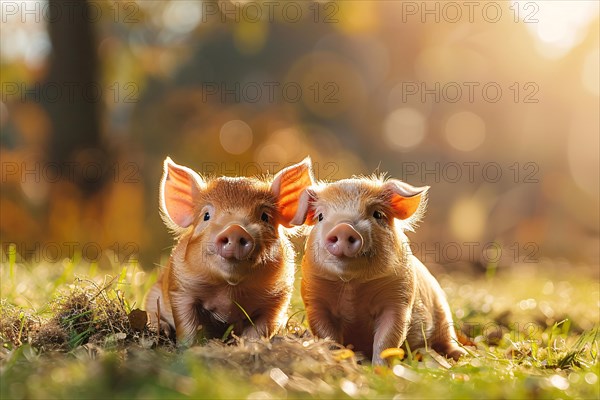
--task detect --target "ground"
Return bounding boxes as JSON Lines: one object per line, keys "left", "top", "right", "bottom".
{"left": 0, "top": 250, "right": 598, "bottom": 399}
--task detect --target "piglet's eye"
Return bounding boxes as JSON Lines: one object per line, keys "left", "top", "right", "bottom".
{"left": 203, "top": 212, "right": 210, "bottom": 221}
{"left": 261, "top": 212, "right": 269, "bottom": 222}
{"left": 373, "top": 211, "right": 383, "bottom": 220}
{"left": 318, "top": 213, "right": 323, "bottom": 222}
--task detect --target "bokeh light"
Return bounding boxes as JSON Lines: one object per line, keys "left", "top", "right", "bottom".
{"left": 162, "top": 1, "right": 202, "bottom": 35}
{"left": 382, "top": 108, "right": 426, "bottom": 151}
{"left": 0, "top": 0, "right": 51, "bottom": 67}
{"left": 254, "top": 127, "right": 306, "bottom": 167}
{"left": 0, "top": 0, "right": 597, "bottom": 268}
{"left": 335, "top": 2, "right": 378, "bottom": 34}
{"left": 219, "top": 120, "right": 253, "bottom": 155}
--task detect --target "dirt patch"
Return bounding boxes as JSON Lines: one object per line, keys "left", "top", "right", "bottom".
{"left": 1, "top": 279, "right": 173, "bottom": 353}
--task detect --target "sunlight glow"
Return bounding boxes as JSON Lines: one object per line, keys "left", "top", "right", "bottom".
{"left": 0, "top": 0, "right": 51, "bottom": 67}
{"left": 512, "top": 1, "right": 599, "bottom": 59}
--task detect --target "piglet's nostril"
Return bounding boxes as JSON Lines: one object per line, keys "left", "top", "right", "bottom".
{"left": 327, "top": 236, "right": 339, "bottom": 244}
{"left": 348, "top": 236, "right": 357, "bottom": 244}
{"left": 239, "top": 237, "right": 248, "bottom": 246}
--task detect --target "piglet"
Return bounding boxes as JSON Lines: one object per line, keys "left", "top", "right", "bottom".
{"left": 293, "top": 177, "right": 466, "bottom": 365}
{"left": 145, "top": 157, "right": 314, "bottom": 346}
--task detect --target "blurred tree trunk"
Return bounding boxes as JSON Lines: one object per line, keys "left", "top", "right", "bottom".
{"left": 45, "top": 0, "right": 108, "bottom": 195}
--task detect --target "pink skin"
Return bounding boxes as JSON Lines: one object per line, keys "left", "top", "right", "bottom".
{"left": 215, "top": 224, "right": 255, "bottom": 260}
{"left": 325, "top": 223, "right": 363, "bottom": 258}
{"left": 296, "top": 178, "right": 466, "bottom": 365}
{"left": 145, "top": 157, "right": 314, "bottom": 346}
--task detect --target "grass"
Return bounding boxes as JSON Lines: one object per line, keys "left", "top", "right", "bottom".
{"left": 0, "top": 248, "right": 599, "bottom": 399}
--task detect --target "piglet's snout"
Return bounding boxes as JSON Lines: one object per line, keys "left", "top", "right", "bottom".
{"left": 325, "top": 223, "right": 363, "bottom": 258}
{"left": 215, "top": 224, "right": 255, "bottom": 260}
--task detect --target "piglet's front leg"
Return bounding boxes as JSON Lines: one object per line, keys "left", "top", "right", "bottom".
{"left": 372, "top": 308, "right": 411, "bottom": 365}
{"left": 241, "top": 312, "right": 277, "bottom": 341}
{"left": 240, "top": 294, "right": 288, "bottom": 340}
{"left": 306, "top": 304, "right": 343, "bottom": 344}
{"left": 171, "top": 293, "right": 204, "bottom": 347}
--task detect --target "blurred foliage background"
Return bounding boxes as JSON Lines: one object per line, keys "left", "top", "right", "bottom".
{"left": 0, "top": 0, "right": 598, "bottom": 274}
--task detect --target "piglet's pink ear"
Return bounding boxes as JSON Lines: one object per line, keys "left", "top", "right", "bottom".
{"left": 382, "top": 180, "right": 429, "bottom": 221}
{"left": 160, "top": 157, "right": 205, "bottom": 229}
{"left": 271, "top": 157, "right": 315, "bottom": 228}
{"left": 284, "top": 187, "right": 316, "bottom": 227}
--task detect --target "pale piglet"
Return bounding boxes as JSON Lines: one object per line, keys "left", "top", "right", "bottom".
{"left": 145, "top": 157, "right": 314, "bottom": 346}
{"left": 294, "top": 177, "right": 466, "bottom": 365}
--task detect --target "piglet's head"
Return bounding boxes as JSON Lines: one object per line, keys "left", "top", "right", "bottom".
{"left": 295, "top": 177, "right": 428, "bottom": 281}
{"left": 160, "top": 157, "right": 314, "bottom": 284}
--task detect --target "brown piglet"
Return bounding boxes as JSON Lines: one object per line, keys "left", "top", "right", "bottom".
{"left": 145, "top": 157, "right": 314, "bottom": 346}
{"left": 292, "top": 177, "right": 466, "bottom": 365}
